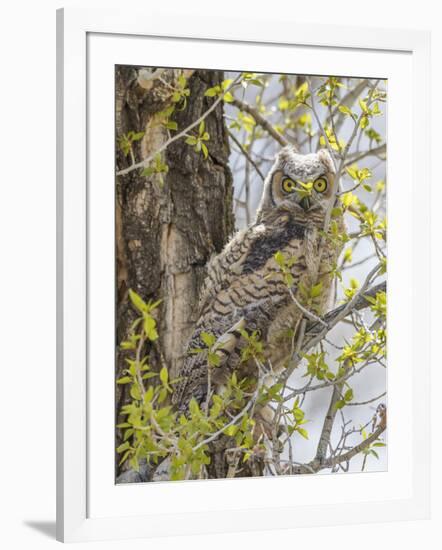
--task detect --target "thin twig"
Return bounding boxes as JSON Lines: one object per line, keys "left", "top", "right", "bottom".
{"left": 230, "top": 96, "right": 289, "bottom": 147}
{"left": 192, "top": 386, "right": 260, "bottom": 452}
{"left": 346, "top": 391, "right": 386, "bottom": 407}
{"left": 228, "top": 130, "right": 265, "bottom": 181}
{"left": 288, "top": 287, "right": 328, "bottom": 328}
{"left": 292, "top": 424, "right": 386, "bottom": 474}
{"left": 345, "top": 143, "right": 386, "bottom": 167}
{"left": 322, "top": 425, "right": 386, "bottom": 469}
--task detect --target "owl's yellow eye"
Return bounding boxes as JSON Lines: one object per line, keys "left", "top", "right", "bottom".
{"left": 282, "top": 177, "right": 296, "bottom": 193}
{"left": 313, "top": 177, "right": 328, "bottom": 193}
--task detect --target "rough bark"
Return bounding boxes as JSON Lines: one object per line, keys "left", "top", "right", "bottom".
{"left": 115, "top": 67, "right": 234, "bottom": 474}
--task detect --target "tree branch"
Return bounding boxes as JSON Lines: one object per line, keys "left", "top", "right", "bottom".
{"left": 345, "top": 143, "right": 386, "bottom": 167}
{"left": 346, "top": 391, "right": 386, "bottom": 407}
{"left": 304, "top": 280, "right": 386, "bottom": 340}
{"left": 315, "top": 382, "right": 344, "bottom": 462}
{"left": 228, "top": 130, "right": 265, "bottom": 181}
{"left": 230, "top": 96, "right": 289, "bottom": 148}
{"left": 321, "top": 424, "right": 386, "bottom": 470}
{"left": 292, "top": 424, "right": 386, "bottom": 474}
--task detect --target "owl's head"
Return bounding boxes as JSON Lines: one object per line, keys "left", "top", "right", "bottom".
{"left": 257, "top": 146, "right": 337, "bottom": 220}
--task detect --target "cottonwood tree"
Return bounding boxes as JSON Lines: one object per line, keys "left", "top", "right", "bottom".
{"left": 115, "top": 68, "right": 234, "bottom": 464}
{"left": 115, "top": 67, "right": 387, "bottom": 481}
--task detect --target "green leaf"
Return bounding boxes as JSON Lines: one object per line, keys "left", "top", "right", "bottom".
{"left": 208, "top": 351, "right": 221, "bottom": 367}
{"left": 159, "top": 367, "right": 169, "bottom": 386}
{"left": 130, "top": 456, "right": 140, "bottom": 472}
{"left": 310, "top": 282, "right": 323, "bottom": 298}
{"left": 189, "top": 398, "right": 200, "bottom": 417}
{"left": 148, "top": 299, "right": 162, "bottom": 311}
{"left": 267, "top": 383, "right": 283, "bottom": 398}
{"left": 296, "top": 81, "right": 309, "bottom": 97}
{"left": 141, "top": 166, "right": 154, "bottom": 177}
{"left": 247, "top": 78, "right": 264, "bottom": 87}
{"left": 350, "top": 277, "right": 359, "bottom": 289}
{"left": 285, "top": 273, "right": 294, "bottom": 288}
{"left": 130, "top": 384, "right": 141, "bottom": 400}
{"left": 223, "top": 91, "right": 234, "bottom": 103}
{"left": 297, "top": 428, "right": 309, "bottom": 439}
{"left": 157, "top": 387, "right": 168, "bottom": 404}
{"left": 341, "top": 192, "right": 356, "bottom": 208}
{"left": 116, "top": 441, "right": 130, "bottom": 453}
{"left": 118, "top": 450, "right": 131, "bottom": 466}
{"left": 359, "top": 98, "right": 369, "bottom": 113}
{"left": 375, "top": 180, "right": 385, "bottom": 192}
{"left": 278, "top": 97, "right": 289, "bottom": 110}
{"left": 123, "top": 428, "right": 134, "bottom": 441}
{"left": 128, "top": 289, "right": 147, "bottom": 313}
{"left": 274, "top": 250, "right": 285, "bottom": 268}
{"left": 372, "top": 102, "right": 381, "bottom": 115}
{"left": 143, "top": 315, "right": 158, "bottom": 341}
{"left": 117, "top": 376, "right": 132, "bottom": 385}
{"left": 344, "top": 388, "right": 354, "bottom": 402}
{"left": 335, "top": 399, "right": 345, "bottom": 410}
{"left": 331, "top": 206, "right": 343, "bottom": 218}
{"left": 131, "top": 131, "right": 145, "bottom": 141}
{"left": 201, "top": 331, "right": 216, "bottom": 348}
{"left": 201, "top": 142, "right": 208, "bottom": 159}
{"left": 143, "top": 386, "right": 154, "bottom": 403}
{"left": 346, "top": 166, "right": 359, "bottom": 180}
{"left": 223, "top": 424, "right": 239, "bottom": 437}
{"left": 359, "top": 115, "right": 369, "bottom": 129}
{"left": 142, "top": 372, "right": 157, "bottom": 380}
{"left": 343, "top": 247, "right": 352, "bottom": 263}
{"left": 338, "top": 105, "right": 353, "bottom": 117}
{"left": 204, "top": 86, "right": 220, "bottom": 97}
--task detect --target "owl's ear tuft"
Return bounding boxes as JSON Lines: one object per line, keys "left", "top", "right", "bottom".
{"left": 318, "top": 149, "right": 336, "bottom": 174}
{"left": 277, "top": 144, "right": 299, "bottom": 163}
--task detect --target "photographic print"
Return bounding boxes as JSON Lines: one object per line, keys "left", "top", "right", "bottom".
{"left": 115, "top": 67, "right": 387, "bottom": 483}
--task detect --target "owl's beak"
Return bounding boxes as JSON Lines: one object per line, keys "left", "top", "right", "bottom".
{"left": 300, "top": 197, "right": 311, "bottom": 211}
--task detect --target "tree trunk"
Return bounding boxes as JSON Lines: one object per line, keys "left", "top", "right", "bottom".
{"left": 115, "top": 67, "right": 234, "bottom": 474}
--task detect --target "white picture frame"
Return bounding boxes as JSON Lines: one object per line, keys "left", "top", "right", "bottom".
{"left": 56, "top": 6, "right": 431, "bottom": 543}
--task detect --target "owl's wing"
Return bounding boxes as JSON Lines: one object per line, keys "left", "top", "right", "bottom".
{"left": 173, "top": 217, "right": 309, "bottom": 410}
{"left": 199, "top": 216, "right": 307, "bottom": 312}
{"left": 197, "top": 225, "right": 264, "bottom": 312}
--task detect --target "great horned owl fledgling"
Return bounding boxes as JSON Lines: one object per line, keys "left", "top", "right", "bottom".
{"left": 173, "top": 146, "right": 344, "bottom": 411}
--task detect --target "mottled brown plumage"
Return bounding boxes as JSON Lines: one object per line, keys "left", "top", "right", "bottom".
{"left": 173, "top": 147, "right": 344, "bottom": 411}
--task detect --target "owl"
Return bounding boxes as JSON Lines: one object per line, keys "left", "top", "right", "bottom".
{"left": 172, "top": 146, "right": 344, "bottom": 412}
